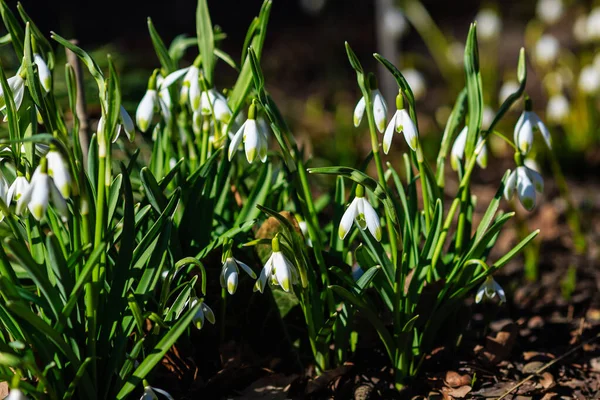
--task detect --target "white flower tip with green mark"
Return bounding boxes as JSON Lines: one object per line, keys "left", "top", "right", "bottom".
{"left": 353, "top": 96, "right": 366, "bottom": 127}
{"left": 34, "top": 53, "right": 52, "bottom": 92}
{"left": 136, "top": 90, "right": 157, "bottom": 133}
{"left": 372, "top": 90, "right": 388, "bottom": 133}
{"left": 46, "top": 150, "right": 72, "bottom": 199}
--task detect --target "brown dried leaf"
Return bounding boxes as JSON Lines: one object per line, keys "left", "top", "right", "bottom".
{"left": 444, "top": 371, "right": 471, "bottom": 388}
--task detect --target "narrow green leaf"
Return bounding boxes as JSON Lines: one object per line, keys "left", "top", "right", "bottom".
{"left": 196, "top": 0, "right": 215, "bottom": 86}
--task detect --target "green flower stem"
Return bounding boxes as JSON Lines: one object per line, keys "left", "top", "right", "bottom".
{"left": 363, "top": 90, "right": 399, "bottom": 266}
{"left": 416, "top": 146, "right": 431, "bottom": 230}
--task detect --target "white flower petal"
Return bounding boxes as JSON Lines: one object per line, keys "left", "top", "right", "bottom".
{"left": 504, "top": 169, "right": 517, "bottom": 200}
{"left": 243, "top": 119, "right": 259, "bottom": 163}
{"left": 399, "top": 109, "right": 418, "bottom": 151}
{"left": 361, "top": 198, "right": 382, "bottom": 241}
{"left": 136, "top": 90, "right": 157, "bottom": 133}
{"left": 338, "top": 198, "right": 358, "bottom": 239}
{"left": 533, "top": 113, "right": 552, "bottom": 149}
{"left": 120, "top": 106, "right": 135, "bottom": 141}
{"left": 517, "top": 166, "right": 536, "bottom": 210}
{"left": 273, "top": 252, "right": 292, "bottom": 292}
{"left": 516, "top": 115, "right": 534, "bottom": 154}
{"left": 228, "top": 121, "right": 246, "bottom": 161}
{"left": 353, "top": 96, "right": 366, "bottom": 127}
{"left": 46, "top": 150, "right": 72, "bottom": 199}
{"left": 161, "top": 67, "right": 190, "bottom": 89}
{"left": 372, "top": 90, "right": 387, "bottom": 133}
{"left": 525, "top": 166, "right": 544, "bottom": 193}
{"left": 34, "top": 54, "right": 52, "bottom": 92}
{"left": 382, "top": 111, "right": 398, "bottom": 154}
{"left": 451, "top": 126, "right": 468, "bottom": 170}
{"left": 235, "top": 258, "right": 257, "bottom": 279}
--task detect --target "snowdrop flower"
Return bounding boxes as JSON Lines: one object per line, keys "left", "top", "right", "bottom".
{"left": 189, "top": 297, "right": 215, "bottom": 330}
{"left": 136, "top": 70, "right": 159, "bottom": 133}
{"left": 140, "top": 382, "right": 174, "bottom": 400}
{"left": 46, "top": 149, "right": 72, "bottom": 199}
{"left": 7, "top": 175, "right": 29, "bottom": 204}
{"left": 97, "top": 107, "right": 135, "bottom": 143}
{"left": 338, "top": 185, "right": 382, "bottom": 241}
{"left": 200, "top": 88, "right": 232, "bottom": 123}
{"left": 450, "top": 126, "right": 488, "bottom": 170}
{"left": 476, "top": 8, "right": 501, "bottom": 41}
{"left": 513, "top": 98, "right": 551, "bottom": 155}
{"left": 504, "top": 165, "right": 544, "bottom": 211}
{"left": 578, "top": 65, "right": 600, "bottom": 95}
{"left": 255, "top": 234, "right": 299, "bottom": 293}
{"left": 534, "top": 34, "right": 560, "bottom": 67}
{"left": 221, "top": 256, "right": 257, "bottom": 295}
{"left": 183, "top": 62, "right": 201, "bottom": 110}
{"left": 383, "top": 7, "right": 408, "bottom": 40}
{"left": 33, "top": 53, "right": 51, "bottom": 92}
{"left": 228, "top": 101, "right": 268, "bottom": 163}
{"left": 0, "top": 71, "right": 26, "bottom": 113}
{"left": 587, "top": 8, "right": 600, "bottom": 41}
{"left": 354, "top": 74, "right": 387, "bottom": 133}
{"left": 475, "top": 276, "right": 506, "bottom": 303}
{"left": 383, "top": 92, "right": 418, "bottom": 153}
{"left": 536, "top": 0, "right": 563, "bottom": 24}
{"left": 5, "top": 389, "right": 28, "bottom": 400}
{"left": 16, "top": 158, "right": 67, "bottom": 221}
{"left": 402, "top": 68, "right": 426, "bottom": 100}
{"left": 499, "top": 80, "right": 519, "bottom": 104}
{"left": 546, "top": 94, "right": 569, "bottom": 123}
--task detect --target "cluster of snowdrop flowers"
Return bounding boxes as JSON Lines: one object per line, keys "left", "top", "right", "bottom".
{"left": 15, "top": 149, "right": 73, "bottom": 221}
{"left": 255, "top": 234, "right": 300, "bottom": 293}
{"left": 338, "top": 184, "right": 382, "bottom": 242}
{"left": 475, "top": 276, "right": 506, "bottom": 304}
{"left": 0, "top": 52, "right": 52, "bottom": 116}
{"left": 383, "top": 91, "right": 418, "bottom": 154}
{"left": 450, "top": 126, "right": 488, "bottom": 170}
{"left": 228, "top": 100, "right": 269, "bottom": 163}
{"left": 354, "top": 74, "right": 387, "bottom": 133}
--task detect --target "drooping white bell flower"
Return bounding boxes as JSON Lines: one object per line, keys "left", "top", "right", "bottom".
{"left": 46, "top": 149, "right": 72, "bottom": 199}
{"left": 0, "top": 73, "right": 26, "bottom": 113}
{"left": 136, "top": 70, "right": 161, "bottom": 133}
{"left": 536, "top": 0, "right": 563, "bottom": 25}
{"left": 189, "top": 297, "right": 215, "bottom": 330}
{"left": 534, "top": 34, "right": 560, "bottom": 67}
{"left": 546, "top": 94, "right": 569, "bottom": 123}
{"left": 7, "top": 175, "right": 29, "bottom": 204}
{"left": 354, "top": 74, "right": 387, "bottom": 133}
{"left": 513, "top": 98, "right": 551, "bottom": 154}
{"left": 504, "top": 165, "right": 544, "bottom": 211}
{"left": 228, "top": 101, "right": 268, "bottom": 163}
{"left": 97, "top": 106, "right": 135, "bottom": 144}
{"left": 200, "top": 88, "right": 232, "bottom": 123}
{"left": 383, "top": 92, "right": 418, "bottom": 153}
{"left": 221, "top": 256, "right": 257, "bottom": 295}
{"left": 338, "top": 184, "right": 382, "bottom": 241}
{"left": 475, "top": 8, "right": 502, "bottom": 41}
{"left": 578, "top": 65, "right": 600, "bottom": 95}
{"left": 450, "top": 126, "right": 488, "bottom": 170}
{"left": 16, "top": 158, "right": 68, "bottom": 220}
{"left": 33, "top": 53, "right": 52, "bottom": 92}
{"left": 254, "top": 234, "right": 300, "bottom": 293}
{"left": 401, "top": 68, "right": 426, "bottom": 100}
{"left": 475, "top": 276, "right": 506, "bottom": 303}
